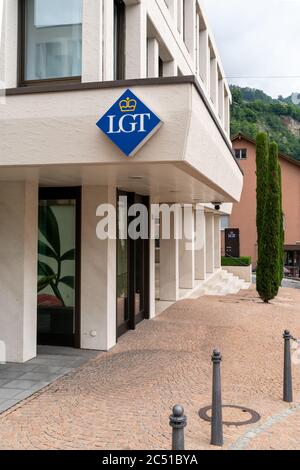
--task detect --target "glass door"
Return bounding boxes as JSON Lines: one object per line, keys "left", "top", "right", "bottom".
{"left": 37, "top": 187, "right": 81, "bottom": 347}
{"left": 116, "top": 191, "right": 149, "bottom": 339}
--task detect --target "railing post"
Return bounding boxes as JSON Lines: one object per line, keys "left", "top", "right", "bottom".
{"left": 211, "top": 349, "right": 223, "bottom": 447}
{"left": 169, "top": 405, "right": 187, "bottom": 451}
{"left": 283, "top": 330, "right": 293, "bottom": 403}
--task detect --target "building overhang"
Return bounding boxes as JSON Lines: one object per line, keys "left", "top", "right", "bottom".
{"left": 1, "top": 76, "right": 243, "bottom": 203}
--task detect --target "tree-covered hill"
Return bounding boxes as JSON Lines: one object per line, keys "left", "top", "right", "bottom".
{"left": 230, "top": 86, "right": 300, "bottom": 161}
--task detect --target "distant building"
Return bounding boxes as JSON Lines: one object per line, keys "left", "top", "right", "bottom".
{"left": 225, "top": 133, "right": 300, "bottom": 276}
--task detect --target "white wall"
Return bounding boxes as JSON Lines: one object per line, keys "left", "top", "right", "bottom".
{"left": 0, "top": 181, "right": 38, "bottom": 363}
{"left": 1, "top": 0, "right": 231, "bottom": 136}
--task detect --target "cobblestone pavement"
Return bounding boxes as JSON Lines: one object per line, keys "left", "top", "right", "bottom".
{"left": 0, "top": 286, "right": 300, "bottom": 450}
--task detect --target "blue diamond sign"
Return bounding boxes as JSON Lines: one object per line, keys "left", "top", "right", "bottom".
{"left": 96, "top": 89, "right": 162, "bottom": 157}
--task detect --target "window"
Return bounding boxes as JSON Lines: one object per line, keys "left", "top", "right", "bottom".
{"left": 159, "top": 57, "right": 163, "bottom": 78}
{"left": 235, "top": 148, "right": 247, "bottom": 160}
{"left": 21, "top": 0, "right": 82, "bottom": 83}
{"left": 221, "top": 215, "right": 230, "bottom": 231}
{"left": 114, "top": 0, "right": 125, "bottom": 80}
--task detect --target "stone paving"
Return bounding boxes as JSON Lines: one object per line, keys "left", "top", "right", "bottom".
{"left": 0, "top": 346, "right": 98, "bottom": 413}
{"left": 0, "top": 286, "right": 300, "bottom": 450}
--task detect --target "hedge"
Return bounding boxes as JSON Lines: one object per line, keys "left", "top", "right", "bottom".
{"left": 221, "top": 256, "right": 252, "bottom": 267}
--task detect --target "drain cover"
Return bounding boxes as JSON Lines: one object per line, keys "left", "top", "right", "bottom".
{"left": 199, "top": 405, "right": 261, "bottom": 427}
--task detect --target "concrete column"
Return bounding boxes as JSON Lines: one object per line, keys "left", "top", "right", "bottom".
{"left": 177, "top": 0, "right": 184, "bottom": 34}
{"left": 159, "top": 205, "right": 180, "bottom": 302}
{"left": 0, "top": 181, "right": 38, "bottom": 363}
{"left": 125, "top": 2, "right": 147, "bottom": 79}
{"left": 179, "top": 206, "right": 195, "bottom": 289}
{"left": 163, "top": 59, "right": 177, "bottom": 77}
{"left": 199, "top": 28, "right": 209, "bottom": 88}
{"left": 210, "top": 57, "right": 218, "bottom": 109}
{"left": 149, "top": 200, "right": 156, "bottom": 319}
{"left": 214, "top": 215, "right": 221, "bottom": 269}
{"left": 82, "top": 0, "right": 103, "bottom": 82}
{"left": 218, "top": 78, "right": 225, "bottom": 125}
{"left": 81, "top": 186, "right": 116, "bottom": 351}
{"left": 147, "top": 38, "right": 159, "bottom": 78}
{"left": 224, "top": 92, "right": 230, "bottom": 135}
{"left": 165, "top": 0, "right": 177, "bottom": 20}
{"left": 103, "top": 0, "right": 114, "bottom": 81}
{"left": 184, "top": 0, "right": 196, "bottom": 63}
{"left": 195, "top": 206, "right": 206, "bottom": 280}
{"left": 1, "top": 0, "right": 18, "bottom": 89}
{"left": 205, "top": 213, "right": 215, "bottom": 275}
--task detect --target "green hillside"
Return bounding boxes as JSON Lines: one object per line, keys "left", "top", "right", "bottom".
{"left": 230, "top": 86, "right": 300, "bottom": 161}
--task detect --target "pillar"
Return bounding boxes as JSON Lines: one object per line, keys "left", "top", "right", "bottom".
{"left": 149, "top": 199, "right": 156, "bottom": 319}
{"left": 0, "top": 181, "right": 38, "bottom": 363}
{"left": 125, "top": 2, "right": 147, "bottom": 79}
{"left": 82, "top": 0, "right": 103, "bottom": 82}
{"left": 199, "top": 28, "right": 209, "bottom": 88}
{"left": 163, "top": 59, "right": 177, "bottom": 77}
{"left": 159, "top": 205, "right": 180, "bottom": 301}
{"left": 195, "top": 206, "right": 206, "bottom": 280}
{"left": 81, "top": 186, "right": 116, "bottom": 351}
{"left": 210, "top": 57, "right": 218, "bottom": 109}
{"left": 147, "top": 37, "right": 159, "bottom": 78}
{"left": 179, "top": 205, "right": 195, "bottom": 289}
{"left": 206, "top": 213, "right": 215, "bottom": 274}
{"left": 218, "top": 77, "right": 225, "bottom": 125}
{"left": 184, "top": 0, "right": 196, "bottom": 64}
{"left": 103, "top": 0, "right": 114, "bottom": 81}
{"left": 214, "top": 216, "right": 221, "bottom": 269}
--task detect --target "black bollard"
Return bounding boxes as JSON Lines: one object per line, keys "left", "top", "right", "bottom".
{"left": 169, "top": 405, "right": 187, "bottom": 451}
{"left": 211, "top": 349, "right": 223, "bottom": 447}
{"left": 283, "top": 330, "right": 293, "bottom": 403}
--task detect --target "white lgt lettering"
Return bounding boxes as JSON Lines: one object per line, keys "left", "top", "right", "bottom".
{"left": 107, "top": 113, "right": 151, "bottom": 134}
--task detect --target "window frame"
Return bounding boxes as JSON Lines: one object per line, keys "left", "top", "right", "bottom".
{"left": 234, "top": 148, "right": 248, "bottom": 160}
{"left": 18, "top": 0, "right": 82, "bottom": 87}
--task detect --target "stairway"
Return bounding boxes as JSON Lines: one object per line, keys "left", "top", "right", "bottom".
{"left": 188, "top": 269, "right": 251, "bottom": 299}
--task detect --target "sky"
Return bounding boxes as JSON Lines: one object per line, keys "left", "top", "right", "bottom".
{"left": 202, "top": 0, "right": 300, "bottom": 99}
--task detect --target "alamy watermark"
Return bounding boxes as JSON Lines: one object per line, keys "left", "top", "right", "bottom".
{"left": 96, "top": 197, "right": 206, "bottom": 251}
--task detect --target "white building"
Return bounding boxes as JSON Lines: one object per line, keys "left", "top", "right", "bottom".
{"left": 0, "top": 0, "right": 243, "bottom": 363}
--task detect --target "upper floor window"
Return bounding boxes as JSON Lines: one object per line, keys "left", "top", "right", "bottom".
{"left": 21, "top": 0, "right": 82, "bottom": 84}
{"left": 235, "top": 148, "right": 247, "bottom": 160}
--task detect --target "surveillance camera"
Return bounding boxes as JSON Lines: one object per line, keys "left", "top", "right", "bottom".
{"left": 212, "top": 202, "right": 221, "bottom": 211}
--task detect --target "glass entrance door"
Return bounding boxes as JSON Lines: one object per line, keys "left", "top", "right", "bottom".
{"left": 37, "top": 187, "right": 81, "bottom": 347}
{"left": 116, "top": 191, "right": 149, "bottom": 338}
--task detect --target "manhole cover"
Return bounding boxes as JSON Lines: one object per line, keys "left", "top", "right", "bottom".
{"left": 199, "top": 405, "right": 261, "bottom": 427}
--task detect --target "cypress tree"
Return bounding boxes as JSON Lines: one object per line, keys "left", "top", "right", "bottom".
{"left": 256, "top": 133, "right": 269, "bottom": 298}
{"left": 278, "top": 163, "right": 284, "bottom": 285}
{"left": 257, "top": 141, "right": 281, "bottom": 302}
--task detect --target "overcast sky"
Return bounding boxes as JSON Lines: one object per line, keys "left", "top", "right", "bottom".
{"left": 202, "top": 0, "right": 300, "bottom": 98}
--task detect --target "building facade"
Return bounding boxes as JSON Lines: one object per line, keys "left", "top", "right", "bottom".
{"left": 230, "top": 134, "right": 300, "bottom": 275}
{"left": 0, "top": 0, "right": 243, "bottom": 363}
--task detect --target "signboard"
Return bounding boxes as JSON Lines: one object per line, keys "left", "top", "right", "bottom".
{"left": 225, "top": 228, "right": 240, "bottom": 258}
{"left": 96, "top": 89, "right": 162, "bottom": 157}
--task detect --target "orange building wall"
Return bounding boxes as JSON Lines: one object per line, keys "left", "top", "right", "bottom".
{"left": 230, "top": 138, "right": 300, "bottom": 266}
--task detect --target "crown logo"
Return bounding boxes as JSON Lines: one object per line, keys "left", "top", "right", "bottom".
{"left": 119, "top": 97, "right": 137, "bottom": 113}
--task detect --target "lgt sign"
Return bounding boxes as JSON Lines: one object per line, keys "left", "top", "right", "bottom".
{"left": 96, "top": 89, "right": 162, "bottom": 157}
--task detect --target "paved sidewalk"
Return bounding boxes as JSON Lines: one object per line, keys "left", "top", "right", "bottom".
{"left": 0, "top": 347, "right": 98, "bottom": 413}
{"left": 0, "top": 286, "right": 300, "bottom": 450}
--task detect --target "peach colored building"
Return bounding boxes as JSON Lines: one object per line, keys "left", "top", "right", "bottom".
{"left": 227, "top": 134, "right": 300, "bottom": 276}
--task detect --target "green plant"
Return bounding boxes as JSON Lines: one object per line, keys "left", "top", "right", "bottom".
{"left": 38, "top": 206, "right": 75, "bottom": 306}
{"left": 221, "top": 256, "right": 251, "bottom": 267}
{"left": 257, "top": 141, "right": 282, "bottom": 303}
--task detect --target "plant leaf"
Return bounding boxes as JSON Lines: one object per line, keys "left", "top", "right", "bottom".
{"left": 59, "top": 276, "right": 75, "bottom": 289}
{"left": 38, "top": 261, "right": 56, "bottom": 277}
{"left": 38, "top": 275, "right": 56, "bottom": 292}
{"left": 38, "top": 205, "right": 61, "bottom": 256}
{"left": 60, "top": 249, "right": 75, "bottom": 261}
{"left": 38, "top": 240, "right": 58, "bottom": 260}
